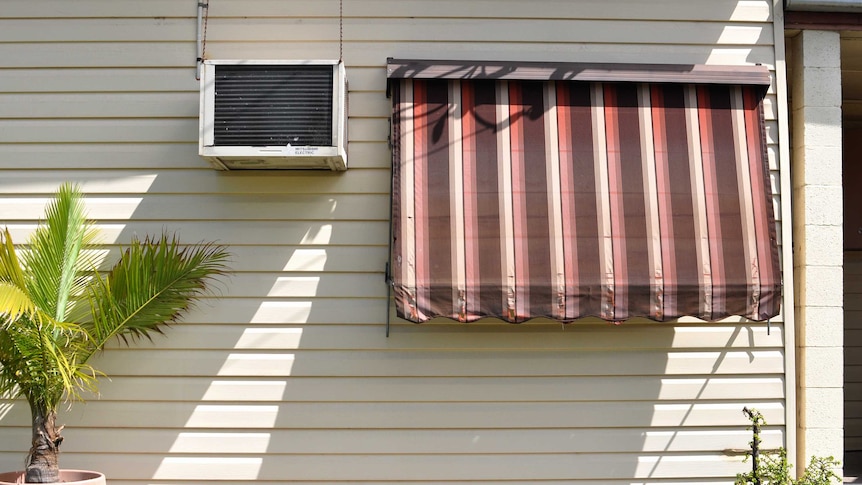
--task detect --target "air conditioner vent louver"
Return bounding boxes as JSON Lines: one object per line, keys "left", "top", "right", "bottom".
{"left": 214, "top": 65, "right": 334, "bottom": 147}
{"left": 199, "top": 60, "right": 347, "bottom": 171}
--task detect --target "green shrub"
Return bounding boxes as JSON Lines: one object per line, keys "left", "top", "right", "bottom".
{"left": 735, "top": 408, "right": 840, "bottom": 485}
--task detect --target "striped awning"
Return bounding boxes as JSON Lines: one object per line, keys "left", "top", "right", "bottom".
{"left": 388, "top": 60, "right": 781, "bottom": 323}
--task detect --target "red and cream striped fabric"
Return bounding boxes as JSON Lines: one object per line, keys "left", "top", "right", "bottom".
{"left": 390, "top": 78, "right": 781, "bottom": 323}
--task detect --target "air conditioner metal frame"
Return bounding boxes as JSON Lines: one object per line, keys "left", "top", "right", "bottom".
{"left": 199, "top": 59, "right": 348, "bottom": 171}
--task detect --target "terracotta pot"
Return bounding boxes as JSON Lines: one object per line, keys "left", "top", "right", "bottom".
{"left": 0, "top": 470, "right": 105, "bottom": 485}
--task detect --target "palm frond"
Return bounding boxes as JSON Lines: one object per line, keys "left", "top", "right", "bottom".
{"left": 0, "top": 184, "right": 230, "bottom": 426}
{"left": 21, "top": 183, "right": 101, "bottom": 322}
{"left": 0, "top": 185, "right": 101, "bottom": 411}
{"left": 0, "top": 311, "right": 94, "bottom": 410}
{"left": 0, "top": 228, "right": 27, "bottom": 286}
{"left": 82, "top": 233, "right": 229, "bottom": 358}
{"left": 0, "top": 282, "right": 39, "bottom": 324}
{"left": 0, "top": 328, "right": 27, "bottom": 400}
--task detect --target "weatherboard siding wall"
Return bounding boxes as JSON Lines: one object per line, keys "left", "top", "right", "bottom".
{"left": 0, "top": 1, "right": 787, "bottom": 483}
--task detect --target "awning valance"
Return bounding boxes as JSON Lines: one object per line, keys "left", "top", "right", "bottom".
{"left": 389, "top": 61, "right": 781, "bottom": 323}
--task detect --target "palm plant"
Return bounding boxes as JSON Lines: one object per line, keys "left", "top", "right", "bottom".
{"left": 0, "top": 183, "right": 230, "bottom": 483}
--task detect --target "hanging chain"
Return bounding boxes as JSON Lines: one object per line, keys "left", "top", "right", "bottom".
{"left": 339, "top": 0, "right": 344, "bottom": 63}
{"left": 201, "top": 1, "right": 210, "bottom": 62}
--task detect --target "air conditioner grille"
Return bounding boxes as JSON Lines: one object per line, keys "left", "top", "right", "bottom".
{"left": 213, "top": 65, "right": 334, "bottom": 147}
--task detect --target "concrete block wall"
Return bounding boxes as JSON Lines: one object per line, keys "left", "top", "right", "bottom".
{"left": 790, "top": 29, "right": 844, "bottom": 467}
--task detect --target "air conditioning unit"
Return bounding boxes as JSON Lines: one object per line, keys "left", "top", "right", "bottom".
{"left": 199, "top": 60, "right": 347, "bottom": 170}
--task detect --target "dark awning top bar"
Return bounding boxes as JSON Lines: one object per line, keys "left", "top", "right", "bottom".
{"left": 386, "top": 58, "right": 772, "bottom": 86}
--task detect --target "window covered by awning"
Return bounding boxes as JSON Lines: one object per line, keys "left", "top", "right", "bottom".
{"left": 388, "top": 59, "right": 781, "bottom": 323}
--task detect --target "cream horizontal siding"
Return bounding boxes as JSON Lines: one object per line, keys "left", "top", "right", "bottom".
{"left": 0, "top": 482, "right": 765, "bottom": 485}
{"left": 0, "top": 0, "right": 786, "bottom": 483}
{"left": 14, "top": 375, "right": 788, "bottom": 402}
{"left": 0, "top": 428, "right": 786, "bottom": 454}
{"left": 0, "top": 18, "right": 774, "bottom": 45}
{"left": 0, "top": 43, "right": 779, "bottom": 69}
{"left": 0, "top": 142, "right": 389, "bottom": 169}
{"left": 103, "top": 324, "right": 784, "bottom": 349}
{"left": 2, "top": 0, "right": 773, "bottom": 21}
{"left": 0, "top": 401, "right": 787, "bottom": 429}
{"left": 0, "top": 452, "right": 790, "bottom": 481}
{"left": 0, "top": 170, "right": 390, "bottom": 194}
{"left": 3, "top": 221, "right": 388, "bottom": 246}
{"left": 80, "top": 350, "right": 785, "bottom": 376}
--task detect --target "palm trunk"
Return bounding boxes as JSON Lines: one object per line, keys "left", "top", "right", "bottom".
{"left": 25, "top": 406, "right": 61, "bottom": 483}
